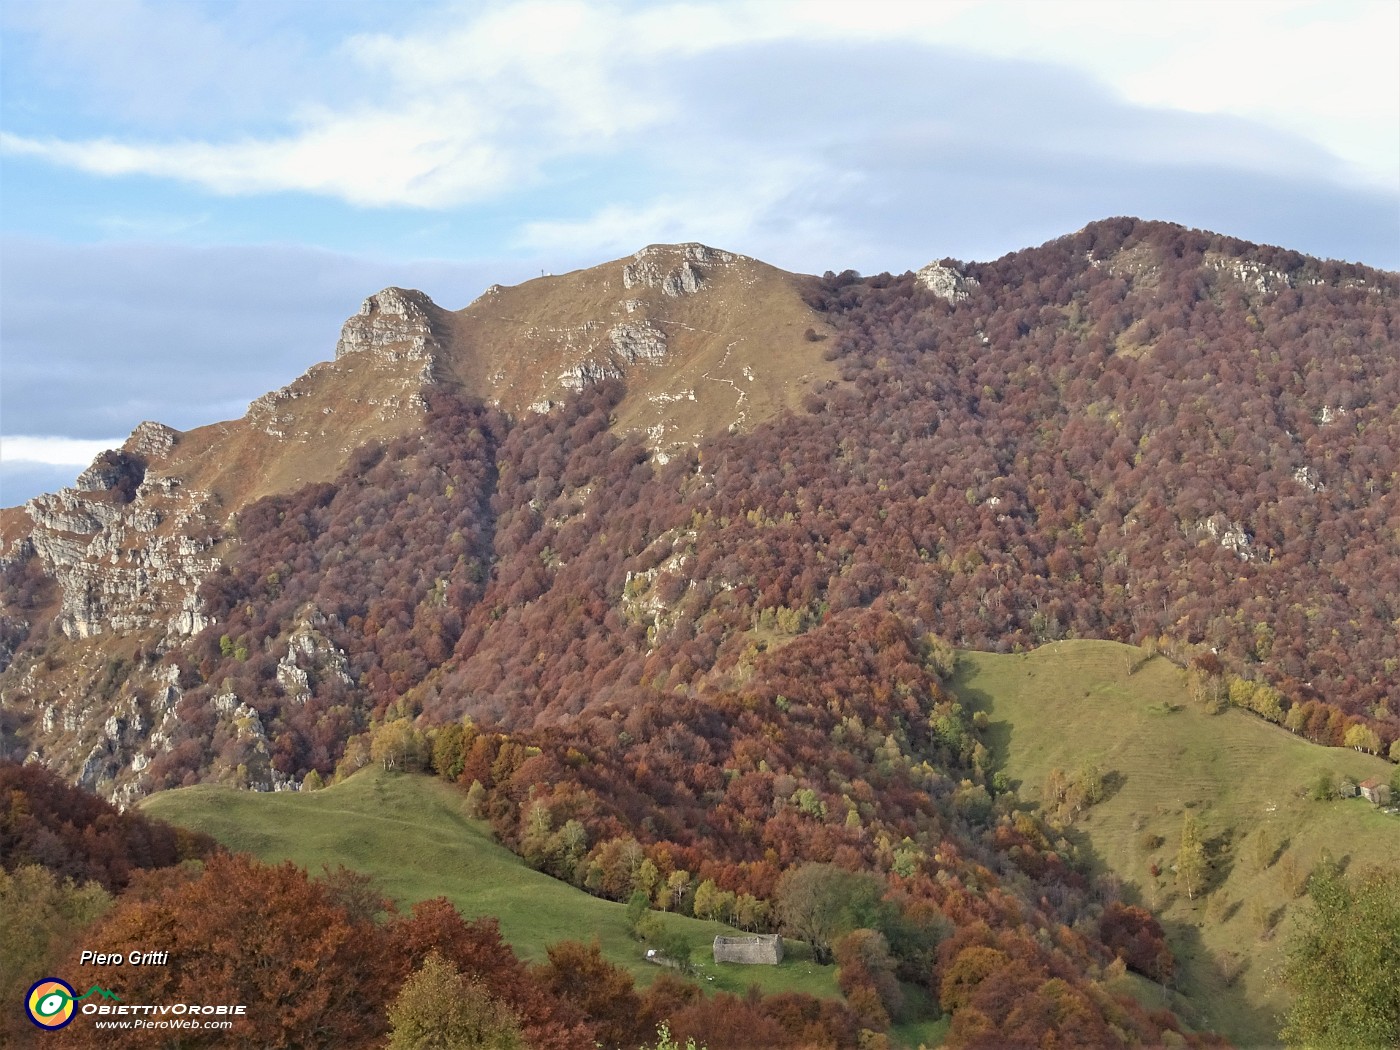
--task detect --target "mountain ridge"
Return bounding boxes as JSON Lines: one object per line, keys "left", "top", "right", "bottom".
{"left": 4, "top": 214, "right": 1398, "bottom": 1047}
{"left": 0, "top": 240, "right": 837, "bottom": 659}
{"left": 2, "top": 214, "right": 1396, "bottom": 798}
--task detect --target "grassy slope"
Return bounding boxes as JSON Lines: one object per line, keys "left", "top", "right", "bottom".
{"left": 140, "top": 768, "right": 838, "bottom": 1003}
{"left": 950, "top": 640, "right": 1399, "bottom": 1048}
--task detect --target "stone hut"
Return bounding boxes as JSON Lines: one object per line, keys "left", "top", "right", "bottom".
{"left": 713, "top": 934, "right": 783, "bottom": 965}
{"left": 1359, "top": 778, "right": 1392, "bottom": 806}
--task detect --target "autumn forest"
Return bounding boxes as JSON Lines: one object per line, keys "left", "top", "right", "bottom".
{"left": 3, "top": 217, "right": 1398, "bottom": 1047}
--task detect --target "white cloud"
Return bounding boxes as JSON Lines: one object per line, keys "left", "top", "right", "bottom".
{"left": 1, "top": 108, "right": 517, "bottom": 209}
{"left": 1110, "top": 2, "right": 1400, "bottom": 189}
{"left": 95, "top": 211, "right": 213, "bottom": 238}
{"left": 4, "top": 0, "right": 1391, "bottom": 210}
{"left": 0, "top": 436, "right": 125, "bottom": 467}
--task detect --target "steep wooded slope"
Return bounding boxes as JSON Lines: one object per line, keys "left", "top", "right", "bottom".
{"left": 3, "top": 218, "right": 1395, "bottom": 800}
{"left": 4, "top": 216, "right": 1394, "bottom": 1046}
{"left": 0, "top": 244, "right": 834, "bottom": 796}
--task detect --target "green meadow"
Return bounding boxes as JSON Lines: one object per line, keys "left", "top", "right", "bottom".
{"left": 141, "top": 768, "right": 839, "bottom": 1003}
{"left": 951, "top": 639, "right": 1398, "bottom": 1048}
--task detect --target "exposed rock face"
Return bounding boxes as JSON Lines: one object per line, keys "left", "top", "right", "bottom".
{"left": 23, "top": 605, "right": 347, "bottom": 801}
{"left": 608, "top": 322, "right": 669, "bottom": 364}
{"left": 542, "top": 247, "right": 718, "bottom": 394}
{"left": 25, "top": 444, "right": 220, "bottom": 641}
{"left": 126, "top": 421, "right": 178, "bottom": 458}
{"left": 22, "top": 652, "right": 185, "bottom": 801}
{"left": 74, "top": 449, "right": 146, "bottom": 503}
{"left": 202, "top": 687, "right": 298, "bottom": 793}
{"left": 276, "top": 613, "right": 354, "bottom": 702}
{"left": 459, "top": 242, "right": 817, "bottom": 428}
{"left": 233, "top": 286, "right": 448, "bottom": 445}
{"left": 1193, "top": 515, "right": 1257, "bottom": 561}
{"left": 1206, "top": 256, "right": 1294, "bottom": 295}
{"left": 558, "top": 359, "right": 623, "bottom": 392}
{"left": 335, "top": 287, "right": 445, "bottom": 362}
{"left": 915, "top": 262, "right": 979, "bottom": 303}
{"left": 623, "top": 243, "right": 732, "bottom": 297}
{"left": 550, "top": 319, "right": 671, "bottom": 391}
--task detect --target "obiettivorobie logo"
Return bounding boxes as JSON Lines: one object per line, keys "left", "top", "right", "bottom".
{"left": 25, "top": 979, "right": 121, "bottom": 1030}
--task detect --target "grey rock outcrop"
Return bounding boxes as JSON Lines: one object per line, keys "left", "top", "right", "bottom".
{"left": 608, "top": 322, "right": 669, "bottom": 364}
{"left": 335, "top": 287, "right": 445, "bottom": 362}
{"left": 622, "top": 243, "right": 733, "bottom": 298}
{"left": 276, "top": 614, "right": 354, "bottom": 701}
{"left": 558, "top": 359, "right": 624, "bottom": 392}
{"left": 1193, "top": 515, "right": 1256, "bottom": 561}
{"left": 1207, "top": 256, "right": 1293, "bottom": 295}
{"left": 915, "top": 262, "right": 979, "bottom": 303}
{"left": 23, "top": 436, "right": 220, "bottom": 641}
{"left": 126, "top": 421, "right": 178, "bottom": 458}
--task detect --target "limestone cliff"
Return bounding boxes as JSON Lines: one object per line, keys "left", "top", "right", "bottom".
{"left": 24, "top": 435, "right": 218, "bottom": 642}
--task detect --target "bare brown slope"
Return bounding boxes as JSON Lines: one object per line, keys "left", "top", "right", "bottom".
{"left": 441, "top": 243, "right": 839, "bottom": 455}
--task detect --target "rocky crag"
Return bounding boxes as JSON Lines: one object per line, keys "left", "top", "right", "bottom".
{"left": 0, "top": 243, "right": 836, "bottom": 799}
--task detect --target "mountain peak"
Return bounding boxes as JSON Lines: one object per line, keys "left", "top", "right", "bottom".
{"left": 434, "top": 241, "right": 840, "bottom": 447}
{"left": 335, "top": 286, "right": 445, "bottom": 362}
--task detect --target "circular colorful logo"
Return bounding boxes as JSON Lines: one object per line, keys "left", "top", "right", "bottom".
{"left": 26, "top": 978, "right": 77, "bottom": 1030}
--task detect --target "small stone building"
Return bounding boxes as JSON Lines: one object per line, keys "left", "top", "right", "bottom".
{"left": 1359, "top": 778, "right": 1392, "bottom": 806}
{"left": 713, "top": 934, "right": 783, "bottom": 965}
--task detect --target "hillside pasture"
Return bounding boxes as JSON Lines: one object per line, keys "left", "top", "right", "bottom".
{"left": 952, "top": 639, "right": 1398, "bottom": 1048}
{"left": 141, "top": 769, "right": 840, "bottom": 1001}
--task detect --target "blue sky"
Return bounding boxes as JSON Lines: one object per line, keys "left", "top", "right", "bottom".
{"left": 3, "top": 0, "right": 1398, "bottom": 505}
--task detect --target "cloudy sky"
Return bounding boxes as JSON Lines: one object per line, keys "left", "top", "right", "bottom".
{"left": 2, "top": 0, "right": 1397, "bottom": 505}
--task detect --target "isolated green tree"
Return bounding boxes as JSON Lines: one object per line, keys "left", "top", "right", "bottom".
{"left": 774, "top": 863, "right": 888, "bottom": 964}
{"left": 1311, "top": 770, "right": 1338, "bottom": 801}
{"left": 654, "top": 930, "right": 693, "bottom": 975}
{"left": 371, "top": 718, "right": 427, "bottom": 772}
{"left": 430, "top": 722, "right": 467, "bottom": 780}
{"left": 1344, "top": 724, "right": 1382, "bottom": 755}
{"left": 387, "top": 950, "right": 523, "bottom": 1050}
{"left": 626, "top": 890, "right": 651, "bottom": 937}
{"left": 732, "top": 892, "right": 768, "bottom": 931}
{"left": 659, "top": 869, "right": 690, "bottom": 913}
{"left": 1281, "top": 865, "right": 1400, "bottom": 1049}
{"left": 464, "top": 779, "right": 487, "bottom": 817}
{"left": 692, "top": 878, "right": 722, "bottom": 922}
{"left": 1176, "top": 811, "right": 1207, "bottom": 901}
